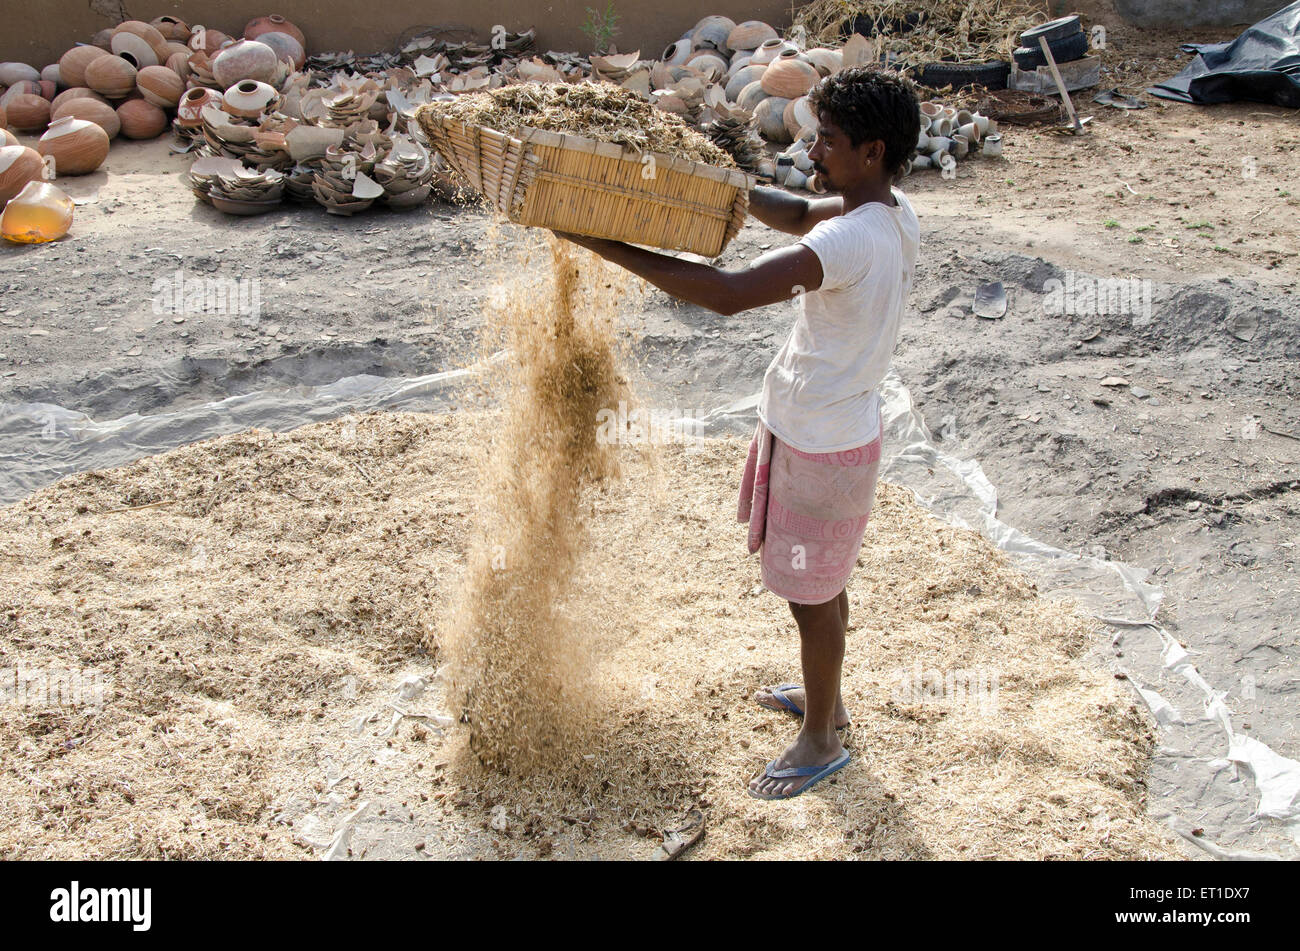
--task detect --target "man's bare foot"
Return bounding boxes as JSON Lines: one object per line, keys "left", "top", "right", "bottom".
{"left": 748, "top": 730, "right": 847, "bottom": 798}
{"left": 754, "top": 684, "right": 851, "bottom": 729}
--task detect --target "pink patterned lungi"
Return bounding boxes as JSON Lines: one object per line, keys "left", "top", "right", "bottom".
{"left": 737, "top": 413, "right": 883, "bottom": 605}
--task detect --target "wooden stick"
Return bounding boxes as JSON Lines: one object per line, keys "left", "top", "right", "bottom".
{"left": 1039, "top": 35, "right": 1084, "bottom": 134}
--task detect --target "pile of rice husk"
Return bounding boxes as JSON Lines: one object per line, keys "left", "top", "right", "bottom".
{"left": 795, "top": 0, "right": 1050, "bottom": 66}
{"left": 415, "top": 83, "right": 736, "bottom": 167}
{"left": 0, "top": 399, "right": 1183, "bottom": 859}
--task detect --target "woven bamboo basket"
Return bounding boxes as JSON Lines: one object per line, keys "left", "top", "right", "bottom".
{"left": 418, "top": 113, "right": 753, "bottom": 258}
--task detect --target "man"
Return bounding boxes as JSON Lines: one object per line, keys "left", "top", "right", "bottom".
{"left": 557, "top": 66, "right": 921, "bottom": 799}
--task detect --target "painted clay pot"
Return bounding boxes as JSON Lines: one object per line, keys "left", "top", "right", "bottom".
{"left": 5, "top": 94, "right": 51, "bottom": 133}
{"left": 1, "top": 81, "right": 42, "bottom": 106}
{"left": 1, "top": 180, "right": 74, "bottom": 243}
{"left": 137, "top": 65, "right": 184, "bottom": 108}
{"left": 223, "top": 80, "right": 280, "bottom": 119}
{"left": 110, "top": 31, "right": 159, "bottom": 69}
{"left": 754, "top": 96, "right": 793, "bottom": 143}
{"left": 116, "top": 99, "right": 167, "bottom": 139}
{"left": 38, "top": 116, "right": 109, "bottom": 174}
{"left": 41, "top": 65, "right": 63, "bottom": 88}
{"left": 151, "top": 16, "right": 192, "bottom": 42}
{"left": 84, "top": 55, "right": 138, "bottom": 98}
{"left": 176, "top": 87, "right": 219, "bottom": 128}
{"left": 167, "top": 51, "right": 192, "bottom": 80}
{"left": 736, "top": 80, "right": 768, "bottom": 112}
{"left": 0, "top": 62, "right": 40, "bottom": 86}
{"left": 244, "top": 14, "right": 306, "bottom": 50}
{"left": 725, "top": 63, "right": 765, "bottom": 101}
{"left": 51, "top": 87, "right": 109, "bottom": 112}
{"left": 1, "top": 129, "right": 18, "bottom": 147}
{"left": 760, "top": 55, "right": 818, "bottom": 98}
{"left": 255, "top": 31, "right": 306, "bottom": 70}
{"left": 0, "top": 145, "right": 45, "bottom": 206}
{"left": 113, "top": 20, "right": 170, "bottom": 60}
{"left": 728, "top": 21, "right": 778, "bottom": 52}
{"left": 52, "top": 96, "right": 120, "bottom": 138}
{"left": 212, "top": 40, "right": 278, "bottom": 88}
{"left": 58, "top": 46, "right": 109, "bottom": 88}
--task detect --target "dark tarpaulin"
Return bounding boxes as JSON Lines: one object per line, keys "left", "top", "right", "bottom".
{"left": 1149, "top": 0, "right": 1300, "bottom": 106}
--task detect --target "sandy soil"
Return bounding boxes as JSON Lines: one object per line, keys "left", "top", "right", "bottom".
{"left": 1, "top": 8, "right": 1297, "bottom": 858}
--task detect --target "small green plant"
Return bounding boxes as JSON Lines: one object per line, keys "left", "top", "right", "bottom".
{"left": 1185, "top": 220, "right": 1213, "bottom": 230}
{"left": 1135, "top": 224, "right": 1154, "bottom": 232}
{"left": 1128, "top": 235, "right": 1144, "bottom": 244}
{"left": 581, "top": 2, "right": 621, "bottom": 54}
{"left": 1104, "top": 219, "right": 1119, "bottom": 229}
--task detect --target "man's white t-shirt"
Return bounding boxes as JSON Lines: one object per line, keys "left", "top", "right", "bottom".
{"left": 757, "top": 187, "right": 919, "bottom": 454}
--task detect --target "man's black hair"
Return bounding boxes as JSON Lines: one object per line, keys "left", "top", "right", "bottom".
{"left": 807, "top": 66, "right": 921, "bottom": 176}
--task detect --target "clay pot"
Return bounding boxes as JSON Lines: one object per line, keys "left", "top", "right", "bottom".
{"left": 116, "top": 99, "right": 167, "bottom": 139}
{"left": 661, "top": 38, "right": 691, "bottom": 66}
{"left": 167, "top": 51, "right": 192, "bottom": 80}
{"left": 151, "top": 16, "right": 192, "bottom": 42}
{"left": 176, "top": 87, "right": 219, "bottom": 128}
{"left": 1, "top": 180, "right": 74, "bottom": 243}
{"left": 1, "top": 81, "right": 42, "bottom": 107}
{"left": 38, "top": 116, "right": 109, "bottom": 174}
{"left": 52, "top": 96, "right": 120, "bottom": 138}
{"left": 783, "top": 96, "right": 816, "bottom": 140}
{"left": 113, "top": 21, "right": 170, "bottom": 61}
{"left": 190, "top": 29, "right": 233, "bottom": 56}
{"left": 685, "top": 51, "right": 728, "bottom": 80}
{"left": 760, "top": 55, "right": 818, "bottom": 98}
{"left": 736, "top": 80, "right": 768, "bottom": 112}
{"left": 223, "top": 80, "right": 280, "bottom": 119}
{"left": 0, "top": 62, "right": 40, "bottom": 86}
{"left": 0, "top": 104, "right": 6, "bottom": 131}
{"left": 160, "top": 41, "right": 192, "bottom": 61}
{"left": 692, "top": 20, "right": 733, "bottom": 54}
{"left": 41, "top": 65, "right": 63, "bottom": 88}
{"left": 5, "top": 94, "right": 51, "bottom": 133}
{"left": 804, "top": 48, "right": 842, "bottom": 77}
{"left": 85, "top": 55, "right": 138, "bottom": 98}
{"left": 728, "top": 21, "right": 778, "bottom": 52}
{"left": 244, "top": 14, "right": 306, "bottom": 50}
{"left": 1, "top": 129, "right": 18, "bottom": 147}
{"left": 137, "top": 65, "right": 184, "bottom": 108}
{"left": 755, "top": 96, "right": 792, "bottom": 144}
{"left": 110, "top": 30, "right": 160, "bottom": 70}
{"left": 50, "top": 87, "right": 109, "bottom": 113}
{"left": 0, "top": 145, "right": 45, "bottom": 206}
{"left": 255, "top": 31, "right": 307, "bottom": 70}
{"left": 58, "top": 46, "right": 109, "bottom": 88}
{"left": 212, "top": 40, "right": 278, "bottom": 88}
{"left": 728, "top": 50, "right": 753, "bottom": 73}
{"left": 725, "top": 63, "right": 765, "bottom": 101}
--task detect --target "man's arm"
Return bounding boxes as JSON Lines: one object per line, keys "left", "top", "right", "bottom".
{"left": 747, "top": 185, "right": 844, "bottom": 236}
{"left": 556, "top": 232, "right": 823, "bottom": 317}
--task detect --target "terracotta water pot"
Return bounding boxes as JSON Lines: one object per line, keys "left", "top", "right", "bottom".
{"left": 754, "top": 96, "right": 792, "bottom": 143}
{"left": 137, "top": 65, "right": 184, "bottom": 108}
{"left": 6, "top": 94, "right": 51, "bottom": 133}
{"left": 84, "top": 55, "right": 138, "bottom": 98}
{"left": 728, "top": 21, "right": 778, "bottom": 52}
{"left": 176, "top": 87, "right": 219, "bottom": 128}
{"left": 41, "top": 65, "right": 63, "bottom": 88}
{"left": 151, "top": 16, "right": 192, "bottom": 42}
{"left": 51, "top": 87, "right": 109, "bottom": 113}
{"left": 223, "top": 80, "right": 279, "bottom": 119}
{"left": 245, "top": 15, "right": 306, "bottom": 50}
{"left": 167, "top": 51, "right": 192, "bottom": 80}
{"left": 255, "top": 31, "right": 306, "bottom": 70}
{"left": 52, "top": 96, "right": 120, "bottom": 138}
{"left": 1, "top": 129, "right": 18, "bottom": 147}
{"left": 58, "top": 46, "right": 109, "bottom": 88}
{"left": 661, "top": 39, "right": 691, "bottom": 66}
{"left": 38, "top": 116, "right": 110, "bottom": 174}
{"left": 760, "top": 55, "right": 818, "bottom": 98}
{"left": 736, "top": 80, "right": 768, "bottom": 112}
{"left": 189, "top": 29, "right": 232, "bottom": 56}
{"left": 113, "top": 20, "right": 170, "bottom": 61}
{"left": 116, "top": 99, "right": 167, "bottom": 139}
{"left": 212, "top": 40, "right": 278, "bottom": 88}
{"left": 725, "top": 63, "right": 765, "bottom": 101}
{"left": 110, "top": 31, "right": 159, "bottom": 69}
{"left": 0, "top": 145, "right": 45, "bottom": 206}
{"left": 0, "top": 62, "right": 40, "bottom": 86}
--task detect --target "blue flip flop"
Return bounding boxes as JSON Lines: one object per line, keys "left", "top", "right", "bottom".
{"left": 759, "top": 684, "right": 851, "bottom": 730}
{"left": 747, "top": 748, "right": 851, "bottom": 801}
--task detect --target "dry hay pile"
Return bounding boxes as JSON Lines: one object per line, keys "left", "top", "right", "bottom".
{"left": 0, "top": 406, "right": 1183, "bottom": 859}
{"left": 416, "top": 83, "right": 736, "bottom": 167}
{"left": 795, "top": 0, "right": 1050, "bottom": 66}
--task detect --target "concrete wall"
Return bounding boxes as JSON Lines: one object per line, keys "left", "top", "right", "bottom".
{"left": 1114, "top": 0, "right": 1288, "bottom": 27}
{"left": 2, "top": 1, "right": 799, "bottom": 72}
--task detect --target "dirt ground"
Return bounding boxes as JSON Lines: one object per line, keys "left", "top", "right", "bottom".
{"left": 1, "top": 6, "right": 1298, "bottom": 858}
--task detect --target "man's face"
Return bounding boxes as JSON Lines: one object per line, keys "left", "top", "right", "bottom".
{"left": 807, "top": 115, "right": 874, "bottom": 192}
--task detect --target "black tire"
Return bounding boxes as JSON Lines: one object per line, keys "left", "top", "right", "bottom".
{"left": 1019, "top": 15, "right": 1083, "bottom": 46}
{"left": 1013, "top": 31, "right": 1090, "bottom": 70}
{"left": 845, "top": 12, "right": 921, "bottom": 38}
{"left": 918, "top": 60, "right": 1011, "bottom": 91}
